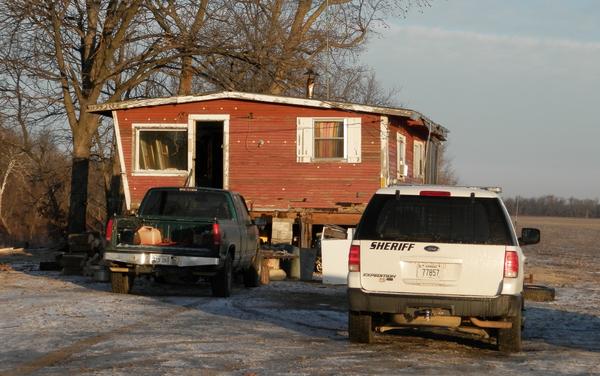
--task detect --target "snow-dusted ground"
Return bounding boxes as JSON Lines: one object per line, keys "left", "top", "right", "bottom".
{"left": 1, "top": 244, "right": 599, "bottom": 375}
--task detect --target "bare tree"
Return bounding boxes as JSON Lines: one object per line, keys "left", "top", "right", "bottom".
{"left": 0, "top": 0, "right": 183, "bottom": 233}
{"left": 151, "top": 0, "right": 427, "bottom": 96}
{"left": 436, "top": 143, "right": 458, "bottom": 185}
{"left": 0, "top": 0, "right": 430, "bottom": 236}
{"left": 147, "top": 0, "right": 214, "bottom": 95}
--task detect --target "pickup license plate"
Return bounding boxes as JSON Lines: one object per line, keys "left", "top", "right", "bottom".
{"left": 150, "top": 254, "right": 173, "bottom": 265}
{"left": 417, "top": 263, "right": 442, "bottom": 280}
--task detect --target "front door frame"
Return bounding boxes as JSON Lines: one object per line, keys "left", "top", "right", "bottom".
{"left": 188, "top": 114, "right": 230, "bottom": 189}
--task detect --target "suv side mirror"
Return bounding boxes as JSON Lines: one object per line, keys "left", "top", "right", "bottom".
{"left": 519, "top": 228, "right": 540, "bottom": 245}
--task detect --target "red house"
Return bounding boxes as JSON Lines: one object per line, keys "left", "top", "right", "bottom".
{"left": 88, "top": 91, "right": 447, "bottom": 246}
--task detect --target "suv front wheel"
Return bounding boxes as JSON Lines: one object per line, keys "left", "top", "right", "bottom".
{"left": 348, "top": 311, "right": 374, "bottom": 343}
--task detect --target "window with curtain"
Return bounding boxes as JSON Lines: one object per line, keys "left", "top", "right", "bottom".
{"left": 137, "top": 129, "right": 188, "bottom": 171}
{"left": 314, "top": 120, "right": 345, "bottom": 159}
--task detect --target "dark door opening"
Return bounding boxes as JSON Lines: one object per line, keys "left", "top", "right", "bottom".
{"left": 195, "top": 121, "right": 224, "bottom": 188}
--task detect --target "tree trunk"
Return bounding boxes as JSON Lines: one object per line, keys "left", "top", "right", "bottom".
{"left": 67, "top": 119, "right": 95, "bottom": 234}
{"left": 67, "top": 156, "right": 90, "bottom": 234}
{"left": 178, "top": 55, "right": 194, "bottom": 96}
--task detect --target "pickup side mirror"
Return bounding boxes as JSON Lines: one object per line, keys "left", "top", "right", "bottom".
{"left": 519, "top": 228, "right": 540, "bottom": 245}
{"left": 253, "top": 217, "right": 267, "bottom": 227}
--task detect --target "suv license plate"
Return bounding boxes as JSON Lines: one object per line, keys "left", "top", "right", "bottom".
{"left": 417, "top": 263, "right": 442, "bottom": 280}
{"left": 150, "top": 254, "right": 173, "bottom": 265}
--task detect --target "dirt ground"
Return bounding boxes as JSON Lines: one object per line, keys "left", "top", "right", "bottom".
{"left": 515, "top": 216, "right": 600, "bottom": 286}
{"left": 1, "top": 216, "right": 599, "bottom": 375}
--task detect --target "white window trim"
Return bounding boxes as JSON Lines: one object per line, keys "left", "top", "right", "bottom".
{"left": 396, "top": 133, "right": 407, "bottom": 179}
{"left": 297, "top": 117, "right": 361, "bottom": 163}
{"left": 132, "top": 123, "right": 190, "bottom": 176}
{"left": 413, "top": 140, "right": 425, "bottom": 178}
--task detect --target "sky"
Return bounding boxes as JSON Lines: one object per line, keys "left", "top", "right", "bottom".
{"left": 362, "top": 0, "right": 600, "bottom": 199}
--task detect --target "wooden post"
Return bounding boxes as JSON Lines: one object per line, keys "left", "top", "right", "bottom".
{"left": 299, "top": 213, "right": 312, "bottom": 249}
{"left": 260, "top": 257, "right": 270, "bottom": 285}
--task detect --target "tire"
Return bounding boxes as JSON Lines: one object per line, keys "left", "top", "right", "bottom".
{"left": 243, "top": 251, "right": 262, "bottom": 288}
{"left": 348, "top": 311, "right": 374, "bottom": 344}
{"left": 110, "top": 271, "right": 134, "bottom": 294}
{"left": 523, "top": 284, "right": 555, "bottom": 302}
{"left": 497, "top": 309, "right": 522, "bottom": 353}
{"left": 211, "top": 255, "right": 233, "bottom": 297}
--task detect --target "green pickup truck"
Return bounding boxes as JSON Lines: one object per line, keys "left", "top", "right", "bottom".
{"left": 104, "top": 187, "right": 261, "bottom": 297}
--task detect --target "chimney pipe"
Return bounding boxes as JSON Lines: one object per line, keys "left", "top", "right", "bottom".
{"left": 304, "top": 69, "right": 318, "bottom": 99}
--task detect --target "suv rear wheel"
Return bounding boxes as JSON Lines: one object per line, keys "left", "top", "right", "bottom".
{"left": 497, "top": 309, "right": 522, "bottom": 353}
{"left": 348, "top": 311, "right": 374, "bottom": 343}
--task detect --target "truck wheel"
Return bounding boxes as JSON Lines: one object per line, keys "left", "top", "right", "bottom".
{"left": 211, "top": 255, "right": 233, "bottom": 297}
{"left": 348, "top": 311, "right": 374, "bottom": 344}
{"left": 497, "top": 309, "right": 522, "bottom": 353}
{"left": 111, "top": 271, "right": 134, "bottom": 294}
{"left": 243, "top": 251, "right": 262, "bottom": 288}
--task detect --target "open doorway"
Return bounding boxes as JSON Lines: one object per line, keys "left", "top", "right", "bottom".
{"left": 195, "top": 121, "right": 224, "bottom": 188}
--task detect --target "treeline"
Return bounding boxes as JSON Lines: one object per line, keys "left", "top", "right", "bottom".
{"left": 504, "top": 196, "right": 600, "bottom": 218}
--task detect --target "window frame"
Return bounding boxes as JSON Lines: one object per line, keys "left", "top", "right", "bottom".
{"left": 413, "top": 140, "right": 425, "bottom": 178}
{"left": 312, "top": 118, "right": 347, "bottom": 161}
{"left": 133, "top": 123, "right": 190, "bottom": 176}
{"left": 396, "top": 132, "right": 407, "bottom": 179}
{"left": 297, "top": 117, "right": 361, "bottom": 164}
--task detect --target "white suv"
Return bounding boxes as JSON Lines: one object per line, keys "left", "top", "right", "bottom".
{"left": 348, "top": 185, "right": 540, "bottom": 352}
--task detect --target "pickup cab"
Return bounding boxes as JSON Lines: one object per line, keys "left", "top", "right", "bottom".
{"left": 104, "top": 187, "right": 261, "bottom": 297}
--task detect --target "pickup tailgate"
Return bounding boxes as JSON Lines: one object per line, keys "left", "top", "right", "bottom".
{"left": 359, "top": 241, "right": 505, "bottom": 296}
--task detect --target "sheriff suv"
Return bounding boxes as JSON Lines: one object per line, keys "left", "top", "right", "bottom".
{"left": 348, "top": 185, "right": 540, "bottom": 352}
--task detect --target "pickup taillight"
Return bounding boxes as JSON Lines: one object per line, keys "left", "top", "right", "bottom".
{"left": 504, "top": 249, "right": 519, "bottom": 278}
{"left": 212, "top": 222, "right": 221, "bottom": 247}
{"left": 348, "top": 244, "right": 360, "bottom": 272}
{"left": 105, "top": 218, "right": 114, "bottom": 241}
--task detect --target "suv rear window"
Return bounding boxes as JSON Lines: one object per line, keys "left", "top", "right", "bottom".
{"left": 355, "top": 195, "right": 514, "bottom": 245}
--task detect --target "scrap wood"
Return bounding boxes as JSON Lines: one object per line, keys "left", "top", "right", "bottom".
{"left": 0, "top": 263, "right": 13, "bottom": 271}
{"left": 0, "top": 247, "right": 27, "bottom": 256}
{"left": 260, "top": 249, "right": 298, "bottom": 259}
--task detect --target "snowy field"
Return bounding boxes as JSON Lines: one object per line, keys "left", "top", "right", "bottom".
{"left": 1, "top": 216, "right": 599, "bottom": 375}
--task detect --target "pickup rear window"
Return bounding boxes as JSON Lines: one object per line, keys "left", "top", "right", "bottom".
{"left": 139, "top": 190, "right": 233, "bottom": 219}
{"left": 355, "top": 195, "right": 514, "bottom": 245}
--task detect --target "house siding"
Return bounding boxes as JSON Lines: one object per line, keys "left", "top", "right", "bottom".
{"left": 387, "top": 117, "right": 428, "bottom": 185}
{"left": 115, "top": 98, "right": 428, "bottom": 210}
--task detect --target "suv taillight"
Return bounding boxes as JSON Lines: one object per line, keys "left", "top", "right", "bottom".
{"left": 212, "top": 222, "right": 221, "bottom": 247}
{"left": 105, "top": 218, "right": 114, "bottom": 241}
{"left": 504, "top": 249, "right": 519, "bottom": 278}
{"left": 348, "top": 244, "right": 360, "bottom": 272}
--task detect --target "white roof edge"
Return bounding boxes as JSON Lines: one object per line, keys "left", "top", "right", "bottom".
{"left": 87, "top": 91, "right": 448, "bottom": 137}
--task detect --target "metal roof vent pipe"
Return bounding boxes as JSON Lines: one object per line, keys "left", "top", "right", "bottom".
{"left": 304, "top": 68, "right": 319, "bottom": 99}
